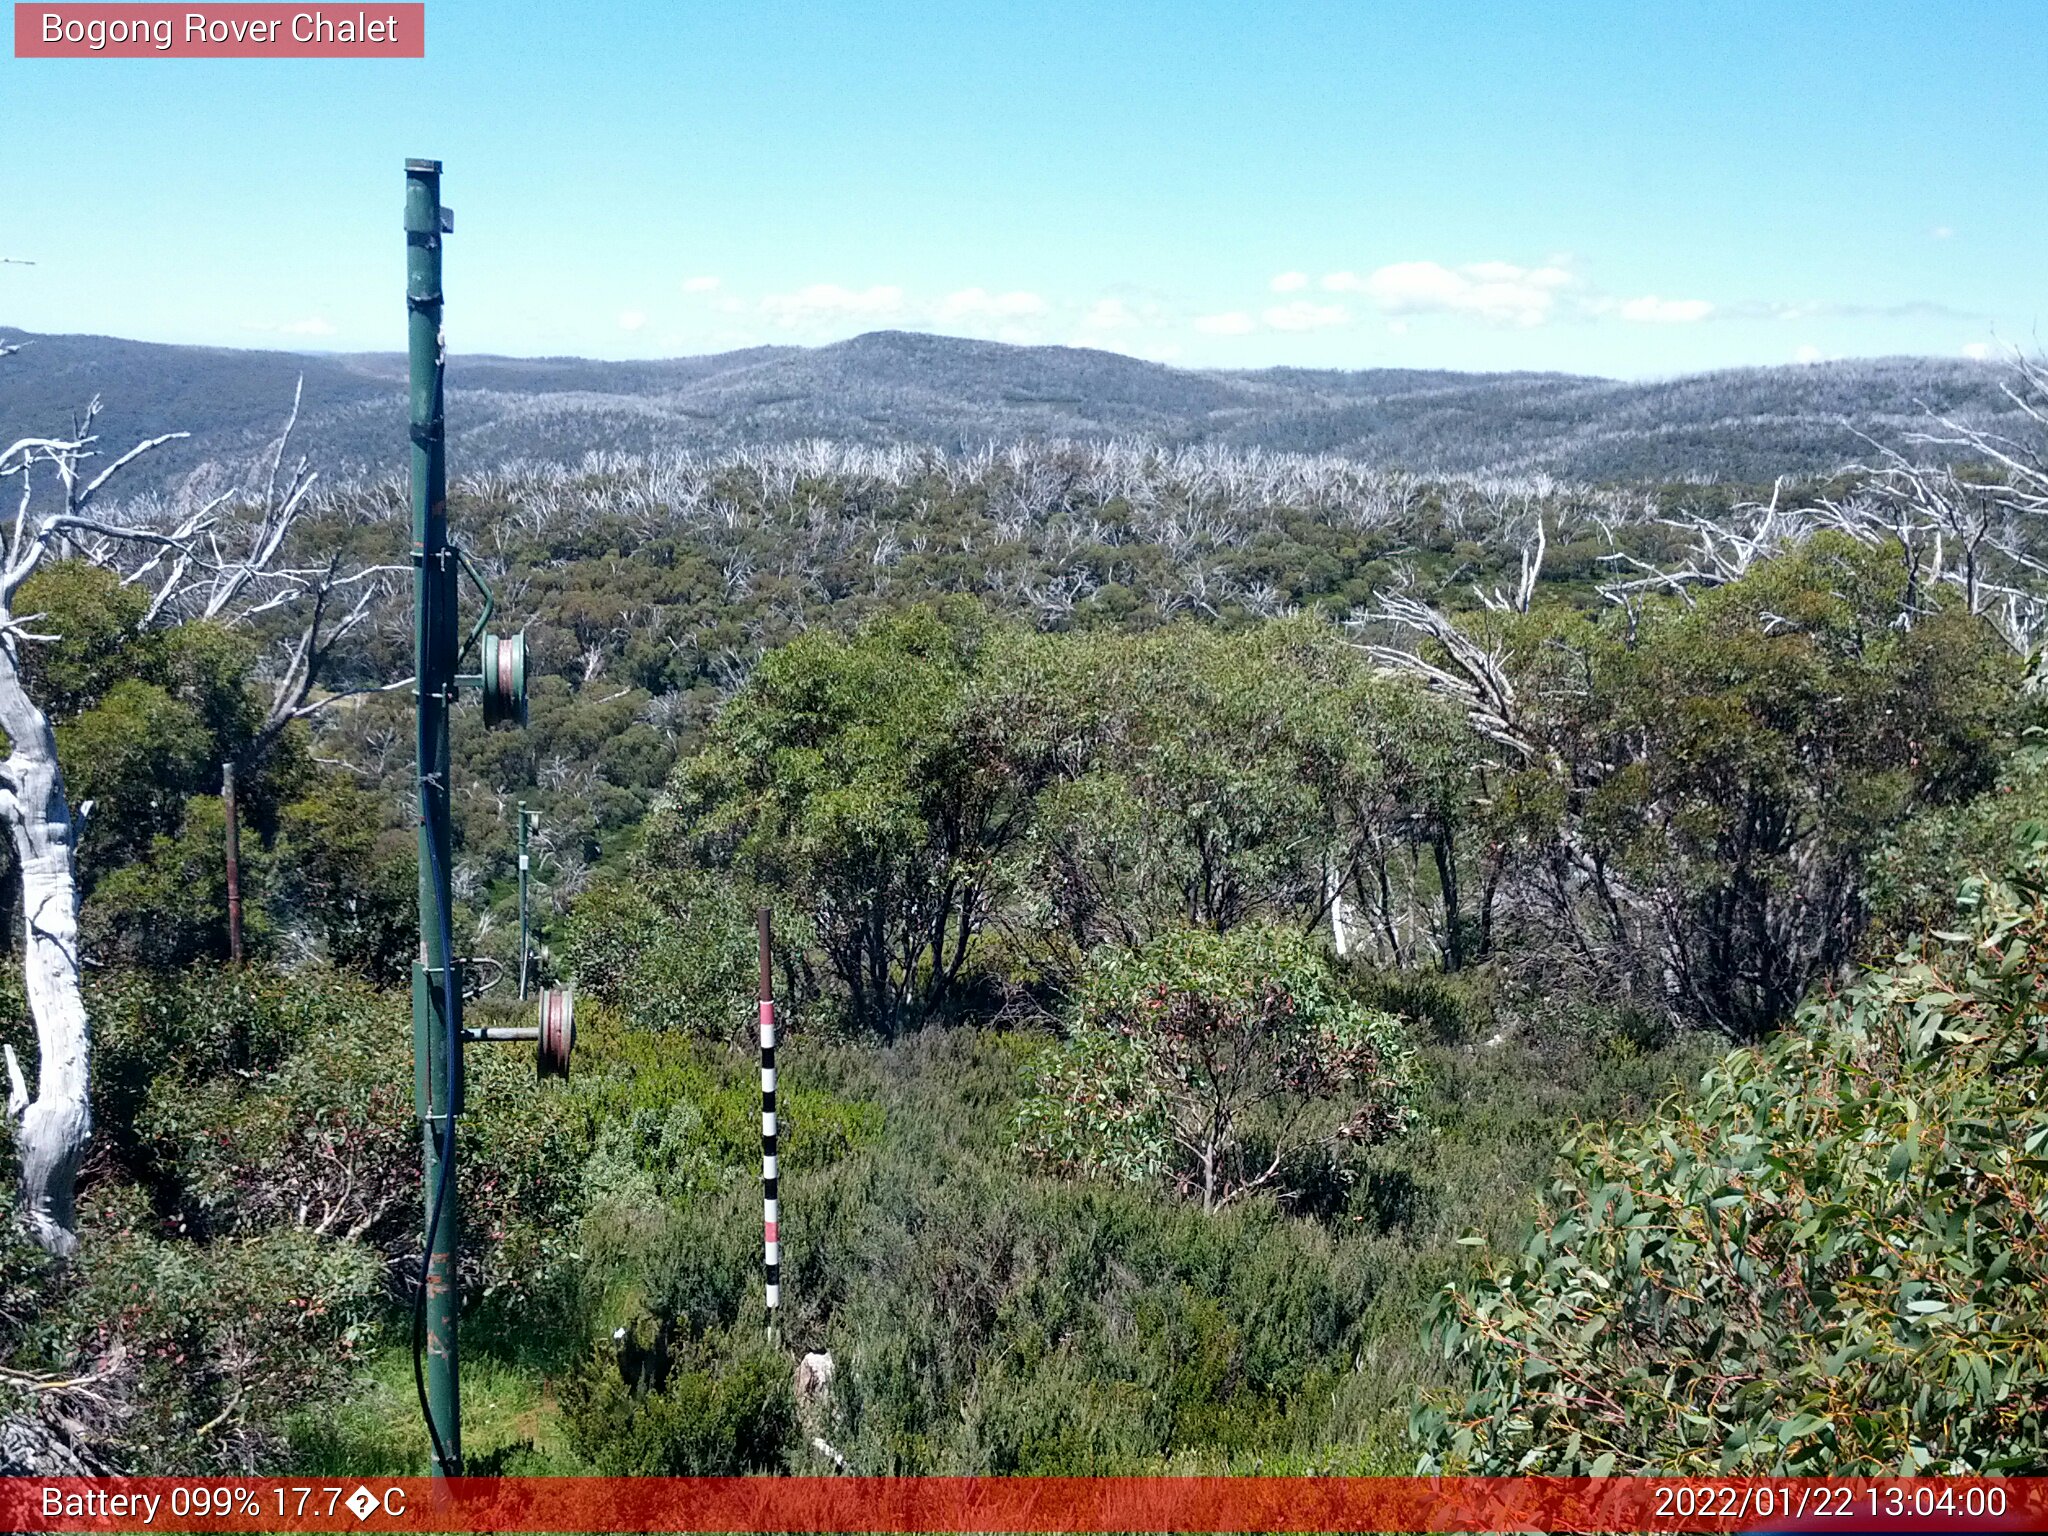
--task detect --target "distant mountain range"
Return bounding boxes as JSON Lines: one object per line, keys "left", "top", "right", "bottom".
{"left": 0, "top": 326, "right": 2024, "bottom": 490}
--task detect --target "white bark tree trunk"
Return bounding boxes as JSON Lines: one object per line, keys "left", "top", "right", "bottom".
{"left": 0, "top": 382, "right": 353, "bottom": 1258}
{"left": 0, "top": 641, "right": 88, "bottom": 1257}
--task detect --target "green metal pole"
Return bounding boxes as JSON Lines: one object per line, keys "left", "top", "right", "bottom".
{"left": 406, "top": 156, "right": 462, "bottom": 1479}
{"left": 517, "top": 800, "right": 530, "bottom": 1001}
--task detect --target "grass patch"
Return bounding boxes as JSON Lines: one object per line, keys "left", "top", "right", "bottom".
{"left": 286, "top": 1344, "right": 583, "bottom": 1475}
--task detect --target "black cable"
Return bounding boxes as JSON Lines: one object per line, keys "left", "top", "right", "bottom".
{"left": 411, "top": 800, "right": 460, "bottom": 1476}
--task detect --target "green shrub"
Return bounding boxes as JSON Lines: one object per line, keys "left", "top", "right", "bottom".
{"left": 1414, "top": 849, "right": 2048, "bottom": 1474}
{"left": 461, "top": 1019, "right": 599, "bottom": 1330}
{"left": 138, "top": 1022, "right": 416, "bottom": 1248}
{"left": 95, "top": 967, "right": 590, "bottom": 1311}
{"left": 1019, "top": 924, "right": 1414, "bottom": 1210}
{"left": 55, "top": 1212, "right": 384, "bottom": 1472}
{"left": 1344, "top": 965, "right": 1491, "bottom": 1047}
{"left": 560, "top": 1323, "right": 795, "bottom": 1474}
{"left": 88, "top": 964, "right": 368, "bottom": 1185}
{"left": 571, "top": 1013, "right": 882, "bottom": 1204}
{"left": 560, "top": 870, "right": 756, "bottom": 1040}
{"left": 1867, "top": 726, "right": 2048, "bottom": 950}
{"left": 271, "top": 780, "right": 416, "bottom": 985}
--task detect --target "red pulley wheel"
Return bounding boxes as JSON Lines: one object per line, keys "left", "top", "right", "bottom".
{"left": 537, "top": 986, "right": 574, "bottom": 1079}
{"left": 481, "top": 631, "right": 528, "bottom": 729}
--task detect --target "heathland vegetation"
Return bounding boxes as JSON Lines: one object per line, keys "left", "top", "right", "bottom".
{"left": 3, "top": 352, "right": 2048, "bottom": 1474}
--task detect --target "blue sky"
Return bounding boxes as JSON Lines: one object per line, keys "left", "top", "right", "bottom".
{"left": 1, "top": 1, "right": 2040, "bottom": 376}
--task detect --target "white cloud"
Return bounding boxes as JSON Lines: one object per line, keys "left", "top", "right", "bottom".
{"left": 1269, "top": 271, "right": 1309, "bottom": 293}
{"left": 1325, "top": 260, "right": 1573, "bottom": 327}
{"left": 617, "top": 310, "right": 648, "bottom": 332}
{"left": 932, "top": 287, "right": 1049, "bottom": 322}
{"left": 1963, "top": 341, "right": 1995, "bottom": 361}
{"left": 1931, "top": 226, "right": 1954, "bottom": 240}
{"left": 1617, "top": 295, "right": 1715, "bottom": 324}
{"left": 1794, "top": 344, "right": 1826, "bottom": 364}
{"left": 682, "top": 275, "right": 722, "bottom": 293}
{"left": 1074, "top": 296, "right": 1178, "bottom": 346}
{"left": 1194, "top": 311, "right": 1257, "bottom": 335}
{"left": 759, "top": 283, "right": 907, "bottom": 329}
{"left": 1262, "top": 301, "right": 1349, "bottom": 332}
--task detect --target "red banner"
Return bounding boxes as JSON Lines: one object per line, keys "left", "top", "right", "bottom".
{"left": 13, "top": 4, "right": 424, "bottom": 57}
{"left": 4, "top": 1476, "right": 2043, "bottom": 1533}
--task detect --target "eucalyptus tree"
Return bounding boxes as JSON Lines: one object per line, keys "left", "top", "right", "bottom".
{"left": 1364, "top": 534, "right": 2014, "bottom": 1038}
{"left": 657, "top": 604, "right": 1036, "bottom": 1038}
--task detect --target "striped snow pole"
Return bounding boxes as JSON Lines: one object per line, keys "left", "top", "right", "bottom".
{"left": 759, "top": 908, "right": 779, "bottom": 1327}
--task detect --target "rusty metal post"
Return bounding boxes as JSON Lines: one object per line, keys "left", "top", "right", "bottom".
{"left": 221, "top": 760, "right": 243, "bottom": 965}
{"left": 517, "top": 800, "right": 531, "bottom": 999}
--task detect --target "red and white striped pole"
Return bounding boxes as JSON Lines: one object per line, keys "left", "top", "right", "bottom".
{"left": 758, "top": 908, "right": 779, "bottom": 1333}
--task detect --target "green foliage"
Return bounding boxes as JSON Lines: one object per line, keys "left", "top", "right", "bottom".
{"left": 559, "top": 869, "right": 755, "bottom": 1039}
{"left": 29, "top": 562, "right": 290, "bottom": 847}
{"left": 85, "top": 966, "right": 587, "bottom": 1306}
{"left": 84, "top": 963, "right": 320, "bottom": 1177}
{"left": 15, "top": 562, "right": 165, "bottom": 717}
{"left": 52, "top": 1215, "right": 384, "bottom": 1472}
{"left": 560, "top": 1324, "right": 795, "bottom": 1474}
{"left": 569, "top": 1010, "right": 882, "bottom": 1223}
{"left": 460, "top": 1012, "right": 604, "bottom": 1331}
{"left": 1414, "top": 851, "right": 2048, "bottom": 1474}
{"left": 62, "top": 681, "right": 216, "bottom": 871}
{"left": 82, "top": 795, "right": 251, "bottom": 969}
{"left": 140, "top": 1019, "right": 415, "bottom": 1249}
{"left": 1489, "top": 535, "right": 2015, "bottom": 1036}
{"left": 1020, "top": 924, "right": 1414, "bottom": 1211}
{"left": 12, "top": 561, "right": 322, "bottom": 970}
{"left": 986, "top": 619, "right": 1474, "bottom": 971}
{"left": 612, "top": 1028, "right": 1400, "bottom": 1474}
{"left": 1867, "top": 726, "right": 2048, "bottom": 949}
{"left": 658, "top": 605, "right": 1028, "bottom": 1036}
{"left": 271, "top": 779, "right": 416, "bottom": 985}
{"left": 656, "top": 610, "right": 1479, "bottom": 1032}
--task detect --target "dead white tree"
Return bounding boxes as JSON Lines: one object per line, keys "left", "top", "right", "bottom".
{"left": 1821, "top": 359, "right": 2048, "bottom": 657}
{"left": 1474, "top": 516, "right": 1546, "bottom": 614}
{"left": 124, "top": 381, "right": 408, "bottom": 764}
{"left": 0, "top": 408, "right": 188, "bottom": 1255}
{"left": 1354, "top": 592, "right": 1534, "bottom": 762}
{"left": 0, "top": 380, "right": 397, "bottom": 1255}
{"left": 1593, "top": 478, "right": 1804, "bottom": 610}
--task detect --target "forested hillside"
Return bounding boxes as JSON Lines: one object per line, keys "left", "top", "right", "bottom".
{"left": 0, "top": 326, "right": 2026, "bottom": 490}
{"left": 3, "top": 354, "right": 2048, "bottom": 1476}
